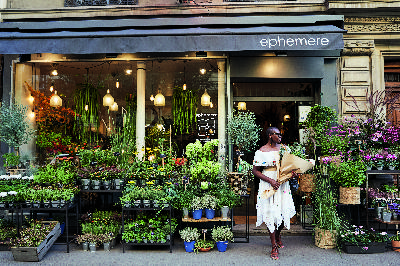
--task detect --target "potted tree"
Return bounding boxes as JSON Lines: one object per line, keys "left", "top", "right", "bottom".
{"left": 179, "top": 227, "right": 200, "bottom": 253}
{"left": 211, "top": 225, "right": 234, "bottom": 252}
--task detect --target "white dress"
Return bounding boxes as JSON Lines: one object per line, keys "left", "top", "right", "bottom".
{"left": 253, "top": 150, "right": 296, "bottom": 233}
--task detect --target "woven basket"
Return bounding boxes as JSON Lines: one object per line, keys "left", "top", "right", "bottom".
{"left": 299, "top": 174, "right": 315, "bottom": 192}
{"left": 314, "top": 227, "right": 337, "bottom": 249}
{"left": 339, "top": 186, "right": 360, "bottom": 205}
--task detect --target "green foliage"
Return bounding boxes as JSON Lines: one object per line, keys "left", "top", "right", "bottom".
{"left": 36, "top": 131, "right": 71, "bottom": 149}
{"left": 313, "top": 169, "right": 343, "bottom": 232}
{"left": 202, "top": 194, "right": 218, "bottom": 209}
{"left": 172, "top": 86, "right": 198, "bottom": 135}
{"left": 211, "top": 225, "right": 234, "bottom": 242}
{"left": 194, "top": 239, "right": 214, "bottom": 252}
{"left": 0, "top": 103, "right": 35, "bottom": 149}
{"left": 190, "top": 159, "right": 221, "bottom": 183}
{"left": 179, "top": 227, "right": 200, "bottom": 242}
{"left": 2, "top": 153, "right": 20, "bottom": 168}
{"left": 330, "top": 160, "right": 366, "bottom": 187}
{"left": 33, "top": 163, "right": 75, "bottom": 185}
{"left": 227, "top": 110, "right": 260, "bottom": 152}
{"left": 215, "top": 186, "right": 242, "bottom": 209}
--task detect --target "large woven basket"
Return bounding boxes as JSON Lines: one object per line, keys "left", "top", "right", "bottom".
{"left": 339, "top": 186, "right": 360, "bottom": 205}
{"left": 299, "top": 174, "right": 315, "bottom": 192}
{"left": 314, "top": 227, "right": 337, "bottom": 249}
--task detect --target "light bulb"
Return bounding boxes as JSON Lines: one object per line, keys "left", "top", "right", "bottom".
{"left": 150, "top": 94, "right": 154, "bottom": 101}
{"left": 51, "top": 69, "right": 58, "bottom": 76}
{"left": 183, "top": 84, "right": 187, "bottom": 90}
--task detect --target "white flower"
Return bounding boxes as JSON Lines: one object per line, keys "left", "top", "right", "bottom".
{"left": 381, "top": 232, "right": 387, "bottom": 235}
{"left": 8, "top": 191, "right": 17, "bottom": 195}
{"left": 0, "top": 192, "right": 7, "bottom": 197}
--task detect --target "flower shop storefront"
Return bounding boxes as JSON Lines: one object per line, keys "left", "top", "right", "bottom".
{"left": 0, "top": 15, "right": 354, "bottom": 260}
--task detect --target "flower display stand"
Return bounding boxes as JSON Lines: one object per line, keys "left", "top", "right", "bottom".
{"left": 11, "top": 221, "right": 61, "bottom": 262}
{"left": 342, "top": 242, "right": 386, "bottom": 254}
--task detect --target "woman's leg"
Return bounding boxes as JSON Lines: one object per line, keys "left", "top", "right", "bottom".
{"left": 275, "top": 223, "right": 285, "bottom": 248}
{"left": 269, "top": 230, "right": 279, "bottom": 260}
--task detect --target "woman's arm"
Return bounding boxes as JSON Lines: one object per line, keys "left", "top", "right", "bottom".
{"left": 252, "top": 165, "right": 280, "bottom": 190}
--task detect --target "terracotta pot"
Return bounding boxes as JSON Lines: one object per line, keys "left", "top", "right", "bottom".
{"left": 392, "top": 240, "right": 400, "bottom": 252}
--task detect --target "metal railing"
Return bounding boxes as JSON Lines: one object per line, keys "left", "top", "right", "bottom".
{"left": 64, "top": 0, "right": 137, "bottom": 6}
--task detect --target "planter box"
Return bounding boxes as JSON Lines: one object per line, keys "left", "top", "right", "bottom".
{"left": 343, "top": 242, "right": 386, "bottom": 254}
{"left": 11, "top": 221, "right": 61, "bottom": 262}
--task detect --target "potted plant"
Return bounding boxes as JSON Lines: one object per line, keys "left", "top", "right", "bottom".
{"left": 216, "top": 187, "right": 242, "bottom": 219}
{"left": 202, "top": 194, "right": 217, "bottom": 219}
{"left": 227, "top": 110, "right": 260, "bottom": 172}
{"left": 340, "top": 225, "right": 389, "bottom": 254}
{"left": 385, "top": 154, "right": 398, "bottom": 170}
{"left": 194, "top": 239, "right": 214, "bottom": 253}
{"left": 179, "top": 227, "right": 200, "bottom": 253}
{"left": 330, "top": 159, "right": 366, "bottom": 205}
{"left": 313, "top": 170, "right": 342, "bottom": 249}
{"left": 211, "top": 225, "right": 234, "bottom": 252}
{"left": 390, "top": 232, "right": 400, "bottom": 252}
{"left": 190, "top": 196, "right": 204, "bottom": 220}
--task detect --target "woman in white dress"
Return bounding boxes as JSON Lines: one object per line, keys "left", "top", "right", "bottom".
{"left": 252, "top": 127, "right": 296, "bottom": 260}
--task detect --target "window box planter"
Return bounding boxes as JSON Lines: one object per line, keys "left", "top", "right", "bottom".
{"left": 342, "top": 242, "right": 386, "bottom": 254}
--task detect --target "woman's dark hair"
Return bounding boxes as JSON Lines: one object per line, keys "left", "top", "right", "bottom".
{"left": 266, "top": 127, "right": 279, "bottom": 137}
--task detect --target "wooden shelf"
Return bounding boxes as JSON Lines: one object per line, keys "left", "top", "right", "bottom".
{"left": 182, "top": 217, "right": 231, "bottom": 222}
{"left": 374, "top": 218, "right": 400, "bottom": 225}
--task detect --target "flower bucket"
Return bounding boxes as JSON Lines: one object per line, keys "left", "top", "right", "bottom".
{"left": 82, "top": 242, "right": 88, "bottom": 251}
{"left": 89, "top": 243, "right": 96, "bottom": 252}
{"left": 134, "top": 199, "right": 141, "bottom": 208}
{"left": 221, "top": 206, "right": 230, "bottom": 219}
{"left": 103, "top": 180, "right": 111, "bottom": 190}
{"left": 114, "top": 179, "right": 123, "bottom": 190}
{"left": 143, "top": 200, "right": 151, "bottom": 208}
{"left": 81, "top": 179, "right": 90, "bottom": 190}
{"left": 339, "top": 187, "right": 360, "bottom": 205}
{"left": 184, "top": 241, "right": 195, "bottom": 252}
{"left": 92, "top": 180, "right": 101, "bottom": 190}
{"left": 103, "top": 242, "right": 111, "bottom": 252}
{"left": 205, "top": 208, "right": 215, "bottom": 219}
{"left": 192, "top": 209, "right": 203, "bottom": 220}
{"left": 382, "top": 211, "right": 391, "bottom": 222}
{"left": 216, "top": 241, "right": 228, "bottom": 252}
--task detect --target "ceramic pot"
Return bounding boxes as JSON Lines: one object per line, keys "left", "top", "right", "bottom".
{"left": 89, "top": 242, "right": 96, "bottom": 252}
{"left": 221, "top": 206, "right": 230, "bottom": 219}
{"left": 216, "top": 241, "right": 228, "bottom": 252}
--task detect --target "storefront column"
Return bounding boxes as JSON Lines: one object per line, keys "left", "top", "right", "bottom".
{"left": 136, "top": 61, "right": 146, "bottom": 160}
{"left": 217, "top": 59, "right": 226, "bottom": 168}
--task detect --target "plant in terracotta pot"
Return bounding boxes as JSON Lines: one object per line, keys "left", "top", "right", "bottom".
{"left": 330, "top": 159, "right": 366, "bottom": 205}
{"left": 390, "top": 232, "right": 400, "bottom": 252}
{"left": 194, "top": 239, "right": 214, "bottom": 253}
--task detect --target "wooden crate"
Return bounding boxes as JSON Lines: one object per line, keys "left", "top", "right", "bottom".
{"left": 11, "top": 221, "right": 61, "bottom": 262}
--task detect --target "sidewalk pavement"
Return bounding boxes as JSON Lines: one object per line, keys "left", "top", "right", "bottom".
{"left": 1, "top": 235, "right": 399, "bottom": 266}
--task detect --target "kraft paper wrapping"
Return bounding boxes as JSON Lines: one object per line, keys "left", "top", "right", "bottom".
{"left": 261, "top": 152, "right": 314, "bottom": 199}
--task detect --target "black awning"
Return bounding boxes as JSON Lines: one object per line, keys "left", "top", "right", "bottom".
{"left": 0, "top": 17, "right": 345, "bottom": 54}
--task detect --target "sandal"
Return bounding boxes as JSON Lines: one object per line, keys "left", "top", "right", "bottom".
{"left": 270, "top": 244, "right": 279, "bottom": 260}
{"left": 276, "top": 234, "right": 284, "bottom": 248}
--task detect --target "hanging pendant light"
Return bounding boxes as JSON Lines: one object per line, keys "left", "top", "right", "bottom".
{"left": 103, "top": 89, "right": 114, "bottom": 107}
{"left": 150, "top": 94, "right": 155, "bottom": 101}
{"left": 238, "top": 102, "right": 247, "bottom": 111}
{"left": 49, "top": 83, "right": 54, "bottom": 92}
{"left": 183, "top": 84, "right": 187, "bottom": 91}
{"left": 209, "top": 100, "right": 213, "bottom": 108}
{"left": 110, "top": 101, "right": 119, "bottom": 111}
{"left": 154, "top": 89, "right": 165, "bottom": 107}
{"left": 201, "top": 89, "right": 211, "bottom": 106}
{"left": 50, "top": 90, "right": 62, "bottom": 107}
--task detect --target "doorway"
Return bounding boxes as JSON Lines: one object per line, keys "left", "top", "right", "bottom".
{"left": 232, "top": 81, "right": 318, "bottom": 224}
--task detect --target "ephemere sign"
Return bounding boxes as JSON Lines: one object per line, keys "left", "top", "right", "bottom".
{"left": 256, "top": 33, "right": 343, "bottom": 50}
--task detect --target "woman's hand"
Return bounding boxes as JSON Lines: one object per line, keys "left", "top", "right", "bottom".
{"left": 270, "top": 180, "right": 280, "bottom": 190}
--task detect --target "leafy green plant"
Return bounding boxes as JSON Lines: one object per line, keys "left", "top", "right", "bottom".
{"left": 227, "top": 110, "right": 260, "bottom": 152}
{"left": 330, "top": 160, "right": 366, "bottom": 187}
{"left": 179, "top": 227, "right": 200, "bottom": 242}
{"left": 313, "top": 168, "right": 343, "bottom": 233}
{"left": 2, "top": 153, "right": 20, "bottom": 168}
{"left": 190, "top": 196, "right": 204, "bottom": 210}
{"left": 202, "top": 194, "right": 218, "bottom": 209}
{"left": 216, "top": 186, "right": 242, "bottom": 209}
{"left": 211, "top": 226, "right": 234, "bottom": 242}
{"left": 390, "top": 233, "right": 400, "bottom": 241}
{"left": 190, "top": 159, "right": 221, "bottom": 183}
{"left": 0, "top": 103, "right": 35, "bottom": 152}
{"left": 172, "top": 86, "right": 198, "bottom": 135}
{"left": 340, "top": 225, "right": 389, "bottom": 246}
{"left": 194, "top": 239, "right": 214, "bottom": 253}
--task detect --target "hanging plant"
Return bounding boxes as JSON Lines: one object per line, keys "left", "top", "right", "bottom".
{"left": 172, "top": 86, "right": 198, "bottom": 135}
{"left": 74, "top": 81, "right": 102, "bottom": 144}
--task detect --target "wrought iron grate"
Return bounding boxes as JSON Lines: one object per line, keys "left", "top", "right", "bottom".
{"left": 65, "top": 0, "right": 137, "bottom": 6}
